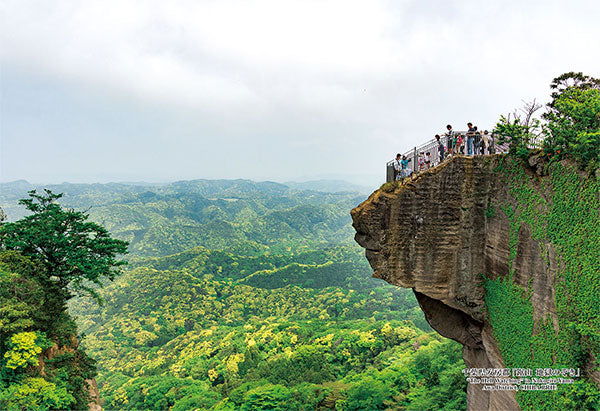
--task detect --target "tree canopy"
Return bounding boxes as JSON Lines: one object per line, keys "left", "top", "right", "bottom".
{"left": 0, "top": 189, "right": 128, "bottom": 301}
{"left": 494, "top": 72, "right": 600, "bottom": 171}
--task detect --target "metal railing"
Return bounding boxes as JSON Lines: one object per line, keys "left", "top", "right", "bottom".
{"left": 385, "top": 131, "right": 543, "bottom": 182}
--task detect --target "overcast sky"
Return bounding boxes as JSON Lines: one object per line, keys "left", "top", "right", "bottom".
{"left": 1, "top": 0, "right": 599, "bottom": 187}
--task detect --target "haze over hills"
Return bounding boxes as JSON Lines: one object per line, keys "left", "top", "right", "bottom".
{"left": 0, "top": 178, "right": 372, "bottom": 219}
{"left": 1, "top": 178, "right": 368, "bottom": 257}
{"left": 283, "top": 180, "right": 372, "bottom": 195}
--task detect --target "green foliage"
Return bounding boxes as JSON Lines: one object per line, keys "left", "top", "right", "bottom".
{"left": 264, "top": 345, "right": 335, "bottom": 385}
{"left": 0, "top": 250, "right": 98, "bottom": 410}
{"left": 544, "top": 87, "right": 600, "bottom": 171}
{"left": 240, "top": 384, "right": 296, "bottom": 410}
{"left": 485, "top": 158, "right": 600, "bottom": 410}
{"left": 107, "top": 375, "right": 220, "bottom": 410}
{"left": 0, "top": 191, "right": 128, "bottom": 410}
{"left": 494, "top": 72, "right": 600, "bottom": 171}
{"left": 547, "top": 164, "right": 600, "bottom": 359}
{"left": 339, "top": 339, "right": 466, "bottom": 411}
{"left": 556, "top": 379, "right": 600, "bottom": 410}
{"left": 85, "top": 313, "right": 459, "bottom": 410}
{"left": 343, "top": 375, "right": 388, "bottom": 410}
{"left": 0, "top": 189, "right": 129, "bottom": 304}
{"left": 485, "top": 204, "right": 496, "bottom": 218}
{"left": 493, "top": 110, "right": 544, "bottom": 161}
{"left": 0, "top": 377, "right": 75, "bottom": 411}
{"left": 0, "top": 252, "right": 45, "bottom": 340}
{"left": 484, "top": 276, "right": 534, "bottom": 368}
{"left": 546, "top": 72, "right": 600, "bottom": 113}
{"left": 0, "top": 181, "right": 466, "bottom": 410}
{"left": 46, "top": 350, "right": 97, "bottom": 410}
{"left": 3, "top": 331, "right": 51, "bottom": 370}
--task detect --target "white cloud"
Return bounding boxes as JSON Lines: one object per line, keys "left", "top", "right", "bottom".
{"left": 1, "top": 0, "right": 600, "bottom": 184}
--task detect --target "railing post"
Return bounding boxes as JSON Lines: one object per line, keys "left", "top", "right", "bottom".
{"left": 386, "top": 162, "right": 394, "bottom": 183}
{"left": 413, "top": 147, "right": 417, "bottom": 174}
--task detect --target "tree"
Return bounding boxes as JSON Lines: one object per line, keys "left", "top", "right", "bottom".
{"left": 344, "top": 376, "right": 388, "bottom": 410}
{"left": 545, "top": 71, "right": 600, "bottom": 116}
{"left": 493, "top": 100, "right": 545, "bottom": 161}
{"left": 0, "top": 190, "right": 126, "bottom": 409}
{"left": 0, "top": 252, "right": 44, "bottom": 335}
{"left": 0, "top": 190, "right": 128, "bottom": 326}
{"left": 544, "top": 86, "right": 600, "bottom": 171}
{"left": 494, "top": 73, "right": 600, "bottom": 172}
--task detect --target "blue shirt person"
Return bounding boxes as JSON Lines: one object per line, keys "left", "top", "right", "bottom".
{"left": 401, "top": 156, "right": 410, "bottom": 177}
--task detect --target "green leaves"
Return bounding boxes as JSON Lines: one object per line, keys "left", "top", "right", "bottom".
{"left": 494, "top": 73, "right": 600, "bottom": 172}
{"left": 0, "top": 190, "right": 128, "bottom": 410}
{"left": 3, "top": 331, "right": 49, "bottom": 370}
{"left": 493, "top": 100, "right": 546, "bottom": 162}
{"left": 494, "top": 113, "right": 544, "bottom": 161}
{"left": 0, "top": 377, "right": 76, "bottom": 410}
{"left": 0, "top": 189, "right": 128, "bottom": 301}
{"left": 544, "top": 87, "right": 600, "bottom": 171}
{"left": 485, "top": 159, "right": 600, "bottom": 410}
{"left": 0, "top": 253, "right": 44, "bottom": 338}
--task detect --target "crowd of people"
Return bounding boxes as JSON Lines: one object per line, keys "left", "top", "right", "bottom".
{"left": 435, "top": 123, "right": 495, "bottom": 161}
{"left": 392, "top": 122, "right": 497, "bottom": 181}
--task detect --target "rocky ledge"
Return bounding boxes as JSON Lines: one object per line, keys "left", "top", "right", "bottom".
{"left": 351, "top": 155, "right": 563, "bottom": 410}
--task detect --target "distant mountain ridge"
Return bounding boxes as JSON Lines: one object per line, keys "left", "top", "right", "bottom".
{"left": 0, "top": 178, "right": 369, "bottom": 207}
{"left": 283, "top": 179, "right": 372, "bottom": 194}
{"left": 0, "top": 178, "right": 368, "bottom": 257}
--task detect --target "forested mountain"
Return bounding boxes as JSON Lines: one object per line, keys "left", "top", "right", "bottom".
{"left": 0, "top": 180, "right": 466, "bottom": 410}
{"left": 1, "top": 179, "right": 363, "bottom": 257}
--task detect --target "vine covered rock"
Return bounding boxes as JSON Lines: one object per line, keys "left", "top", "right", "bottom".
{"left": 352, "top": 154, "right": 600, "bottom": 410}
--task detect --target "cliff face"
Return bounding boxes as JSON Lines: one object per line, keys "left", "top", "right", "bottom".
{"left": 39, "top": 337, "right": 102, "bottom": 411}
{"left": 351, "top": 155, "right": 599, "bottom": 410}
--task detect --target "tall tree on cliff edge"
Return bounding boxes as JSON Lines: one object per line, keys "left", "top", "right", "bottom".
{"left": 545, "top": 71, "right": 600, "bottom": 112}
{"left": 542, "top": 72, "right": 600, "bottom": 172}
{"left": 0, "top": 189, "right": 129, "bottom": 334}
{"left": 0, "top": 190, "right": 128, "bottom": 409}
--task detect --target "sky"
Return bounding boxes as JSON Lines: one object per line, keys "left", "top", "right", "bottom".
{"left": 1, "top": 0, "right": 599, "bottom": 188}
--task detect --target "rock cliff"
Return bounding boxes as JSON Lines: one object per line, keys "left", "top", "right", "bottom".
{"left": 351, "top": 155, "right": 599, "bottom": 410}
{"left": 39, "top": 337, "right": 102, "bottom": 410}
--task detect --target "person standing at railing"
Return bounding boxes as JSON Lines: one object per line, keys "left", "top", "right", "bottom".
{"left": 466, "top": 122, "right": 475, "bottom": 155}
{"left": 456, "top": 133, "right": 464, "bottom": 154}
{"left": 400, "top": 155, "right": 411, "bottom": 179}
{"left": 445, "top": 125, "right": 454, "bottom": 155}
{"left": 486, "top": 132, "right": 493, "bottom": 154}
{"left": 418, "top": 152, "right": 425, "bottom": 171}
{"left": 435, "top": 134, "right": 445, "bottom": 162}
{"left": 393, "top": 153, "right": 403, "bottom": 181}
{"left": 481, "top": 130, "right": 489, "bottom": 154}
{"left": 473, "top": 126, "right": 481, "bottom": 155}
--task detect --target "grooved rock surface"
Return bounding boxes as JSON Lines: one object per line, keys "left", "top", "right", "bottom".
{"left": 351, "top": 155, "right": 562, "bottom": 411}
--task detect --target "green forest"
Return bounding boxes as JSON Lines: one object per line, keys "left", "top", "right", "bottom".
{"left": 0, "top": 181, "right": 466, "bottom": 410}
